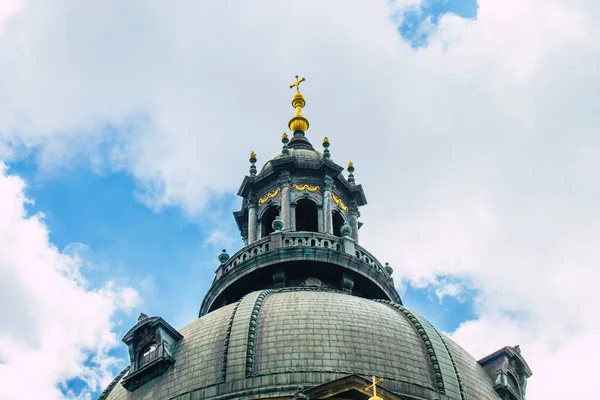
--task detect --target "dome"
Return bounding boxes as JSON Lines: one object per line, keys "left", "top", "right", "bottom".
{"left": 101, "top": 289, "right": 500, "bottom": 400}
{"left": 260, "top": 146, "right": 324, "bottom": 174}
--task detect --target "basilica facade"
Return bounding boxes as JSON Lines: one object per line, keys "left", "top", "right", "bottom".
{"left": 99, "top": 77, "right": 532, "bottom": 400}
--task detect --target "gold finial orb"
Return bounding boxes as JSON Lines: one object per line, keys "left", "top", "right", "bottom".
{"left": 250, "top": 151, "right": 257, "bottom": 160}
{"left": 323, "top": 136, "right": 329, "bottom": 143}
{"left": 282, "top": 132, "right": 288, "bottom": 140}
{"left": 348, "top": 161, "right": 354, "bottom": 168}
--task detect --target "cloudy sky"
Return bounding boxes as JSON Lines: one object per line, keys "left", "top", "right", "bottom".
{"left": 1, "top": 0, "right": 598, "bottom": 398}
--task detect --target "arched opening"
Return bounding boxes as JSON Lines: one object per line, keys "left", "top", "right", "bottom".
{"left": 138, "top": 343, "right": 157, "bottom": 368}
{"left": 332, "top": 210, "right": 345, "bottom": 237}
{"left": 295, "top": 199, "right": 318, "bottom": 232}
{"left": 261, "top": 205, "right": 280, "bottom": 237}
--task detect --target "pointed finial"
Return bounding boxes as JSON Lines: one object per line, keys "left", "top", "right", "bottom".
{"left": 347, "top": 161, "right": 355, "bottom": 184}
{"left": 282, "top": 132, "right": 290, "bottom": 155}
{"left": 138, "top": 313, "right": 149, "bottom": 322}
{"left": 323, "top": 137, "right": 330, "bottom": 159}
{"left": 288, "top": 75, "right": 309, "bottom": 134}
{"left": 249, "top": 151, "right": 257, "bottom": 176}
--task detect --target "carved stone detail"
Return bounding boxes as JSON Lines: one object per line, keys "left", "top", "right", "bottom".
{"left": 245, "top": 290, "right": 276, "bottom": 378}
{"left": 220, "top": 300, "right": 242, "bottom": 383}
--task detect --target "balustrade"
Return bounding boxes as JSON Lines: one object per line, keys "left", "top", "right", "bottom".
{"left": 217, "top": 231, "right": 389, "bottom": 279}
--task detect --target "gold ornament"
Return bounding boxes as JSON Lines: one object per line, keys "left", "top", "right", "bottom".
{"left": 293, "top": 184, "right": 320, "bottom": 193}
{"left": 258, "top": 187, "right": 281, "bottom": 205}
{"left": 331, "top": 193, "right": 348, "bottom": 212}
{"left": 288, "top": 75, "right": 309, "bottom": 132}
{"left": 365, "top": 376, "right": 384, "bottom": 400}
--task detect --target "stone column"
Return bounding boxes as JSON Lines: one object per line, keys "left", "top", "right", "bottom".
{"left": 247, "top": 197, "right": 258, "bottom": 244}
{"left": 322, "top": 178, "right": 333, "bottom": 234}
{"left": 349, "top": 203, "right": 360, "bottom": 243}
{"left": 280, "top": 183, "right": 291, "bottom": 231}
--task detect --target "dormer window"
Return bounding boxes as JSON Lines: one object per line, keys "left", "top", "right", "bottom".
{"left": 479, "top": 345, "right": 532, "bottom": 400}
{"left": 121, "top": 313, "right": 183, "bottom": 391}
{"left": 138, "top": 343, "right": 157, "bottom": 367}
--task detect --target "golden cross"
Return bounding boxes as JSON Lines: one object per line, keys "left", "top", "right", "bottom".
{"left": 365, "top": 376, "right": 384, "bottom": 397}
{"left": 289, "top": 75, "right": 306, "bottom": 93}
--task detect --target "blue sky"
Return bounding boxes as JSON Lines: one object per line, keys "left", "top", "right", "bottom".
{"left": 399, "top": 0, "right": 478, "bottom": 47}
{"left": 1, "top": 0, "right": 599, "bottom": 399}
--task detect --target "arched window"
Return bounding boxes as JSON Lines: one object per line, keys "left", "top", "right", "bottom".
{"left": 332, "top": 210, "right": 345, "bottom": 237}
{"left": 296, "top": 199, "right": 318, "bottom": 232}
{"left": 138, "top": 343, "right": 157, "bottom": 368}
{"left": 261, "top": 205, "right": 280, "bottom": 237}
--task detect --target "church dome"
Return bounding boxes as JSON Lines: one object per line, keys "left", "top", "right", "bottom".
{"left": 101, "top": 289, "right": 501, "bottom": 400}
{"left": 101, "top": 77, "right": 532, "bottom": 400}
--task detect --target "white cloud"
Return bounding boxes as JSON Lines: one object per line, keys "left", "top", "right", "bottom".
{"left": 0, "top": 0, "right": 599, "bottom": 397}
{"left": 0, "top": 163, "right": 139, "bottom": 399}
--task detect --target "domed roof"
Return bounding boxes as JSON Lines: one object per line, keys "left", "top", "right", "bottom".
{"left": 102, "top": 289, "right": 500, "bottom": 400}
{"left": 260, "top": 147, "right": 323, "bottom": 173}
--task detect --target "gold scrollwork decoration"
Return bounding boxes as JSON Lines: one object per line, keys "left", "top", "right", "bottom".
{"left": 293, "top": 184, "right": 321, "bottom": 193}
{"left": 331, "top": 193, "right": 348, "bottom": 212}
{"left": 258, "top": 187, "right": 281, "bottom": 205}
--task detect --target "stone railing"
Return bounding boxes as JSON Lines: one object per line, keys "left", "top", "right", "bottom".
{"left": 215, "top": 231, "right": 389, "bottom": 280}
{"left": 281, "top": 231, "right": 343, "bottom": 251}
{"left": 354, "top": 245, "right": 386, "bottom": 274}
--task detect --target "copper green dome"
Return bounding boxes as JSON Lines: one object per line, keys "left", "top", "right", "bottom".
{"left": 260, "top": 147, "right": 324, "bottom": 174}
{"left": 101, "top": 289, "right": 501, "bottom": 400}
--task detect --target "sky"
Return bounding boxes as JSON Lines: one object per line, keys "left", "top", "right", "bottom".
{"left": 0, "top": 0, "right": 599, "bottom": 398}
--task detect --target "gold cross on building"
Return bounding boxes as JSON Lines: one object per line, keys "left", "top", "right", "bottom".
{"left": 365, "top": 375, "right": 384, "bottom": 400}
{"left": 289, "top": 75, "right": 306, "bottom": 93}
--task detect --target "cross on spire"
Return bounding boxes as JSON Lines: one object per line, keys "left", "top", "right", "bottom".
{"left": 365, "top": 376, "right": 384, "bottom": 399}
{"left": 289, "top": 75, "right": 306, "bottom": 93}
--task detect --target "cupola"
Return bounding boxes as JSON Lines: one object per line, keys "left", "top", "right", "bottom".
{"left": 202, "top": 76, "right": 396, "bottom": 317}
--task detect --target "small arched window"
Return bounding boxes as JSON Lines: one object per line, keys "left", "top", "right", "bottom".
{"left": 261, "top": 205, "right": 280, "bottom": 237}
{"left": 138, "top": 343, "right": 157, "bottom": 368}
{"left": 332, "top": 210, "right": 345, "bottom": 237}
{"left": 296, "top": 199, "right": 318, "bottom": 232}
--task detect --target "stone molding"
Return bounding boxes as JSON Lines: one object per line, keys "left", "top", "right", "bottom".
{"left": 245, "top": 290, "right": 276, "bottom": 378}
{"left": 220, "top": 300, "right": 243, "bottom": 384}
